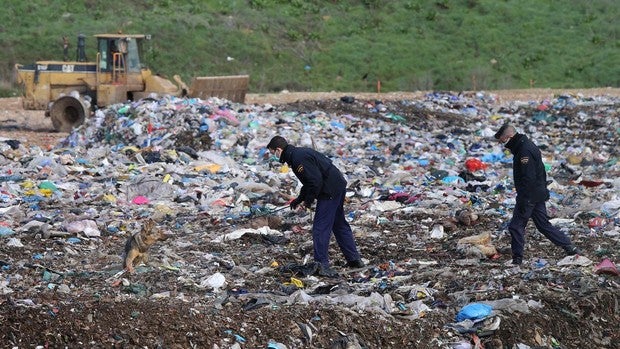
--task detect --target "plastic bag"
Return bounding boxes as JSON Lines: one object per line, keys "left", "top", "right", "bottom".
{"left": 456, "top": 302, "right": 493, "bottom": 322}
{"left": 594, "top": 258, "right": 619, "bottom": 276}
{"left": 464, "top": 158, "right": 488, "bottom": 172}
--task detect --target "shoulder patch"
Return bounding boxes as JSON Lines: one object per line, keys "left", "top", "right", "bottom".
{"left": 520, "top": 156, "right": 529, "bottom": 165}
{"left": 296, "top": 164, "right": 304, "bottom": 173}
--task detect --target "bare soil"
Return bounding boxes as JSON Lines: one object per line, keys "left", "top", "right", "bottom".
{"left": 0, "top": 89, "right": 619, "bottom": 349}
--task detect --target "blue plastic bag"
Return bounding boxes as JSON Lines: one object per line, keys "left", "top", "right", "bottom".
{"left": 442, "top": 175, "right": 464, "bottom": 184}
{"left": 456, "top": 303, "right": 493, "bottom": 322}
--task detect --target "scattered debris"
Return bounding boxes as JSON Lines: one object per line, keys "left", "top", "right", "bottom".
{"left": 0, "top": 92, "right": 619, "bottom": 348}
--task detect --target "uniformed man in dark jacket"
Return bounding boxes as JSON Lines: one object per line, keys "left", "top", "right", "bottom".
{"left": 267, "top": 136, "right": 364, "bottom": 276}
{"left": 495, "top": 124, "right": 581, "bottom": 265}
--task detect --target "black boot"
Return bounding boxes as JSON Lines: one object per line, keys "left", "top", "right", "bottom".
{"left": 317, "top": 264, "right": 339, "bottom": 278}
{"left": 346, "top": 259, "right": 365, "bottom": 268}
{"left": 563, "top": 245, "right": 582, "bottom": 256}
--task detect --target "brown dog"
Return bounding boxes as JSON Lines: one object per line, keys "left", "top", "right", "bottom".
{"left": 123, "top": 219, "right": 168, "bottom": 273}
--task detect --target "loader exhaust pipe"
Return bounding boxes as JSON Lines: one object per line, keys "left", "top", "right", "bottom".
{"left": 49, "top": 95, "right": 88, "bottom": 132}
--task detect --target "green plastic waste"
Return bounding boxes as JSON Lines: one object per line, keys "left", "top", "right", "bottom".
{"left": 39, "top": 181, "right": 58, "bottom": 191}
{"left": 386, "top": 113, "right": 406, "bottom": 122}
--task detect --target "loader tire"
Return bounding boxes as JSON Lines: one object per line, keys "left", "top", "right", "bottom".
{"left": 50, "top": 96, "right": 87, "bottom": 132}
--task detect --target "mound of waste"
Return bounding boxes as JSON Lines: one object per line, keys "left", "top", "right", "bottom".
{"left": 0, "top": 92, "right": 619, "bottom": 348}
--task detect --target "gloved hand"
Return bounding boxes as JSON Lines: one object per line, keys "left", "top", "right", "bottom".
{"left": 290, "top": 198, "right": 303, "bottom": 210}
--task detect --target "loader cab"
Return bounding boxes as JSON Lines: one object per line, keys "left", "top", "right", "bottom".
{"left": 95, "top": 34, "right": 147, "bottom": 74}
{"left": 93, "top": 34, "right": 153, "bottom": 106}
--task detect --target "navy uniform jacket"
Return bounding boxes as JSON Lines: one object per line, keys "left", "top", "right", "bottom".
{"left": 505, "top": 133, "right": 550, "bottom": 204}
{"left": 279, "top": 145, "right": 346, "bottom": 207}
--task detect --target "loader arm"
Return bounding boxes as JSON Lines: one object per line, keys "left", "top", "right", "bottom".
{"left": 173, "top": 75, "right": 190, "bottom": 96}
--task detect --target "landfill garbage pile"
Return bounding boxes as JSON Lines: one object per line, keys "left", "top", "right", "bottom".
{"left": 1, "top": 92, "right": 619, "bottom": 348}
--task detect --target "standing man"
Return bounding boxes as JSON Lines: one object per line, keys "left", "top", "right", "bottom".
{"left": 266, "top": 136, "right": 364, "bottom": 276}
{"left": 62, "top": 36, "right": 70, "bottom": 61}
{"left": 495, "top": 124, "right": 581, "bottom": 265}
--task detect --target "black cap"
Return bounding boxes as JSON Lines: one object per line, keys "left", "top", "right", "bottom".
{"left": 266, "top": 136, "right": 288, "bottom": 150}
{"left": 494, "top": 124, "right": 509, "bottom": 140}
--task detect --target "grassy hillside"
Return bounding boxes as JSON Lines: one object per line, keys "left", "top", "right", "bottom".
{"left": 1, "top": 0, "right": 618, "bottom": 96}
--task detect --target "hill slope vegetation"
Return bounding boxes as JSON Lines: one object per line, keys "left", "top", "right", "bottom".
{"left": 1, "top": 0, "right": 618, "bottom": 95}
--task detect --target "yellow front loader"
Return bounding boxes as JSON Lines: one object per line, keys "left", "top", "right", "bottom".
{"left": 15, "top": 33, "right": 249, "bottom": 132}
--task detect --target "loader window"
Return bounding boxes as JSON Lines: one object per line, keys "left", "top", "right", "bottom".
{"left": 98, "top": 39, "right": 109, "bottom": 71}
{"left": 97, "top": 37, "right": 142, "bottom": 73}
{"left": 111, "top": 40, "right": 126, "bottom": 70}
{"left": 125, "top": 39, "right": 141, "bottom": 72}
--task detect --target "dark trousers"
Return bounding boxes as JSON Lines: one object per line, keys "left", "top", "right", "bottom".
{"left": 312, "top": 189, "right": 361, "bottom": 267}
{"left": 509, "top": 200, "right": 572, "bottom": 258}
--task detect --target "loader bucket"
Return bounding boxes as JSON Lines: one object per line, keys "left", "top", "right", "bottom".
{"left": 49, "top": 95, "right": 88, "bottom": 132}
{"left": 188, "top": 75, "right": 249, "bottom": 103}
